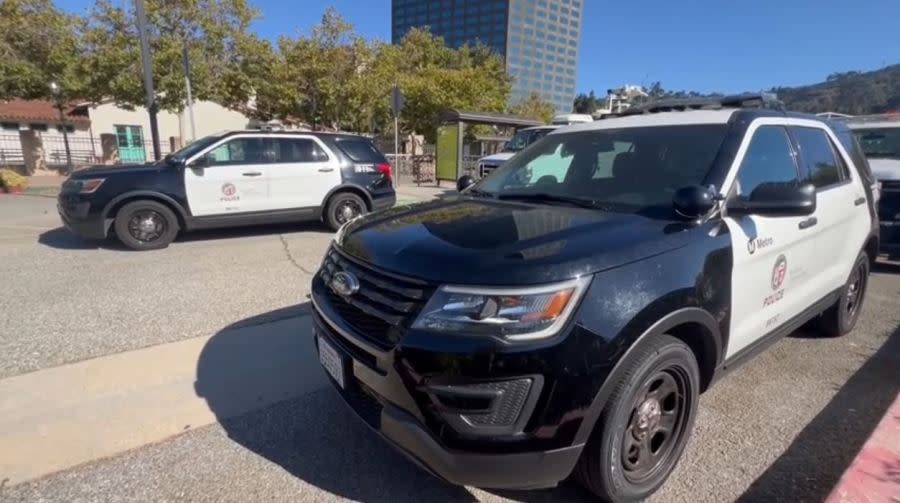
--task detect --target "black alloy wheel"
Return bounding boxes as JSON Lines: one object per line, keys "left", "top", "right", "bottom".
{"left": 621, "top": 367, "right": 691, "bottom": 484}
{"left": 113, "top": 200, "right": 179, "bottom": 251}
{"left": 576, "top": 334, "right": 700, "bottom": 502}
{"left": 127, "top": 209, "right": 167, "bottom": 244}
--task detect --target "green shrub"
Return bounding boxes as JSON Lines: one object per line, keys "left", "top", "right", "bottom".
{"left": 0, "top": 168, "right": 28, "bottom": 191}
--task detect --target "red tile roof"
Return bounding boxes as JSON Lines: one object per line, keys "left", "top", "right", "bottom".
{"left": 0, "top": 99, "right": 91, "bottom": 126}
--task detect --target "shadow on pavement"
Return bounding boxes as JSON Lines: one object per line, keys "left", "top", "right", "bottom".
{"left": 194, "top": 303, "right": 478, "bottom": 502}
{"left": 37, "top": 227, "right": 119, "bottom": 250}
{"left": 737, "top": 324, "right": 900, "bottom": 503}
{"left": 37, "top": 221, "right": 331, "bottom": 250}
{"left": 177, "top": 221, "right": 331, "bottom": 243}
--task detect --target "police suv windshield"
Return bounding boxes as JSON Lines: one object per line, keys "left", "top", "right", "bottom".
{"left": 475, "top": 125, "right": 728, "bottom": 214}
{"left": 854, "top": 128, "right": 900, "bottom": 159}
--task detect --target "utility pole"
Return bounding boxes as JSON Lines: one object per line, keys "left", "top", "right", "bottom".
{"left": 390, "top": 85, "right": 405, "bottom": 186}
{"left": 49, "top": 82, "right": 72, "bottom": 174}
{"left": 182, "top": 41, "right": 196, "bottom": 141}
{"left": 135, "top": 0, "right": 161, "bottom": 161}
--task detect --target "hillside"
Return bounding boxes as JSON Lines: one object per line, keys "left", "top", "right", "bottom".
{"left": 773, "top": 64, "right": 900, "bottom": 114}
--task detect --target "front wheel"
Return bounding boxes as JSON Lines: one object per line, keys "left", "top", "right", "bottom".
{"left": 113, "top": 200, "right": 179, "bottom": 251}
{"left": 575, "top": 335, "right": 700, "bottom": 502}
{"left": 325, "top": 192, "right": 367, "bottom": 231}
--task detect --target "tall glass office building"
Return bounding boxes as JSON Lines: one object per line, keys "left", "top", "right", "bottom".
{"left": 392, "top": 0, "right": 583, "bottom": 113}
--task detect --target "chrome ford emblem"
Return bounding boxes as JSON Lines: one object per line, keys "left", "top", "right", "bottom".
{"left": 330, "top": 271, "right": 360, "bottom": 297}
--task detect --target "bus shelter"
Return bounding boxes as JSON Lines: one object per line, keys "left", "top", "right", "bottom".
{"left": 435, "top": 109, "right": 542, "bottom": 184}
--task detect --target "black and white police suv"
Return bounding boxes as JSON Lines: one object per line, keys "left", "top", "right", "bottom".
{"left": 310, "top": 95, "right": 878, "bottom": 502}
{"left": 57, "top": 131, "right": 395, "bottom": 250}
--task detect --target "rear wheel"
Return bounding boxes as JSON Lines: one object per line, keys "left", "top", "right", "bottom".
{"left": 575, "top": 335, "right": 699, "bottom": 502}
{"left": 325, "top": 192, "right": 367, "bottom": 231}
{"left": 817, "top": 251, "right": 869, "bottom": 337}
{"left": 113, "top": 200, "right": 179, "bottom": 251}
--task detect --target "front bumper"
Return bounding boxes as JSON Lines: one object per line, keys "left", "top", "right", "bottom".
{"left": 311, "top": 291, "right": 585, "bottom": 489}
{"left": 57, "top": 193, "right": 107, "bottom": 240}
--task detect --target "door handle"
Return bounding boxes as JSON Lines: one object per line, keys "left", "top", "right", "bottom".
{"left": 854, "top": 197, "right": 866, "bottom": 206}
{"left": 798, "top": 217, "right": 818, "bottom": 230}
{"left": 242, "top": 171, "right": 262, "bottom": 177}
{"left": 318, "top": 167, "right": 335, "bottom": 172}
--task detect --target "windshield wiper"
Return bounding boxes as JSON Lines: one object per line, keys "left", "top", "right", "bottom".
{"left": 497, "top": 192, "right": 606, "bottom": 209}
{"left": 466, "top": 188, "right": 495, "bottom": 198}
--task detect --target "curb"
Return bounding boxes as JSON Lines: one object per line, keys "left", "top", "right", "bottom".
{"left": 825, "top": 391, "right": 900, "bottom": 503}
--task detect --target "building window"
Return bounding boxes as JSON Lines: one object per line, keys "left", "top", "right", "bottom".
{"left": 56, "top": 124, "right": 75, "bottom": 133}
{"left": 1, "top": 122, "right": 19, "bottom": 131}
{"left": 29, "top": 123, "right": 48, "bottom": 132}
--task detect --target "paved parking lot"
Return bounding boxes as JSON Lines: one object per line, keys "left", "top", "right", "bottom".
{"left": 1, "top": 193, "right": 898, "bottom": 502}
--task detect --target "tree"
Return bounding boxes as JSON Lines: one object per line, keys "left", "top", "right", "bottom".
{"left": 573, "top": 90, "right": 601, "bottom": 114}
{"left": 386, "top": 28, "right": 511, "bottom": 144}
{"left": 510, "top": 91, "right": 555, "bottom": 123}
{"left": 0, "top": 0, "right": 85, "bottom": 99}
{"left": 80, "top": 0, "right": 261, "bottom": 112}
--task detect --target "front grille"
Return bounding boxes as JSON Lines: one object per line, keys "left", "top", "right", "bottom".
{"left": 320, "top": 247, "right": 433, "bottom": 349}
{"left": 480, "top": 163, "right": 501, "bottom": 178}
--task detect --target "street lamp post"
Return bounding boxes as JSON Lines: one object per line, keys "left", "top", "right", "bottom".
{"left": 49, "top": 82, "right": 73, "bottom": 175}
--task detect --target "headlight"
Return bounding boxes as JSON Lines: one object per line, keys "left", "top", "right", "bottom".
{"left": 412, "top": 277, "right": 591, "bottom": 341}
{"left": 67, "top": 178, "right": 105, "bottom": 194}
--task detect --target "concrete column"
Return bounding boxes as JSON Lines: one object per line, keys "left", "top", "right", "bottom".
{"left": 100, "top": 134, "right": 119, "bottom": 164}
{"left": 19, "top": 130, "right": 45, "bottom": 175}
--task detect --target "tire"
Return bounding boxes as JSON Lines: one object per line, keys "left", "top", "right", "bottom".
{"left": 113, "top": 200, "right": 179, "bottom": 251}
{"left": 325, "top": 192, "right": 367, "bottom": 231}
{"left": 575, "top": 334, "right": 700, "bottom": 503}
{"left": 816, "top": 251, "right": 869, "bottom": 337}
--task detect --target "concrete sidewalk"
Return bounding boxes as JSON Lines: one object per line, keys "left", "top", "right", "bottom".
{"left": 825, "top": 391, "right": 900, "bottom": 503}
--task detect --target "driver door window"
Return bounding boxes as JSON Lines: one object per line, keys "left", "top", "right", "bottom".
{"left": 203, "top": 138, "right": 270, "bottom": 166}
{"left": 734, "top": 126, "right": 799, "bottom": 197}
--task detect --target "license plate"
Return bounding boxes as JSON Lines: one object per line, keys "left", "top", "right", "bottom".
{"left": 318, "top": 336, "right": 345, "bottom": 389}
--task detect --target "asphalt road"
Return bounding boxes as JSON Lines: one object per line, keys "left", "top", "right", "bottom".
{"left": 2, "top": 194, "right": 899, "bottom": 502}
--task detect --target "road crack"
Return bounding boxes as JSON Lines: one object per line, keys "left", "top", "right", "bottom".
{"left": 278, "top": 234, "right": 315, "bottom": 276}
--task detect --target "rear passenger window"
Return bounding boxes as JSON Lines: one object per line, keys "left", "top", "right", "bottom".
{"left": 735, "top": 126, "right": 799, "bottom": 197}
{"left": 274, "top": 138, "right": 328, "bottom": 163}
{"left": 336, "top": 139, "right": 387, "bottom": 163}
{"left": 792, "top": 127, "right": 843, "bottom": 188}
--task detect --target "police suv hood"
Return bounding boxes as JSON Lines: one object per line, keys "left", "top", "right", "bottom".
{"left": 335, "top": 197, "right": 692, "bottom": 285}
{"left": 870, "top": 158, "right": 900, "bottom": 181}
{"left": 70, "top": 162, "right": 163, "bottom": 178}
{"left": 478, "top": 152, "right": 515, "bottom": 164}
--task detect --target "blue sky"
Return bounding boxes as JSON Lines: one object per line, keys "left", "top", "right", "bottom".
{"left": 59, "top": 0, "right": 900, "bottom": 95}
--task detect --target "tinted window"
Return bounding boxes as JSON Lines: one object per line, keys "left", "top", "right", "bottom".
{"left": 274, "top": 138, "right": 328, "bottom": 163}
{"left": 205, "top": 138, "right": 269, "bottom": 165}
{"left": 735, "top": 126, "right": 798, "bottom": 196}
{"left": 853, "top": 127, "right": 900, "bottom": 159}
{"left": 476, "top": 125, "right": 728, "bottom": 212}
{"left": 835, "top": 128, "right": 873, "bottom": 183}
{"left": 792, "top": 127, "right": 842, "bottom": 188}
{"left": 335, "top": 139, "right": 387, "bottom": 163}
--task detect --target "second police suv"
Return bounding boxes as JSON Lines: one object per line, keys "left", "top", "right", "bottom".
{"left": 312, "top": 95, "right": 879, "bottom": 502}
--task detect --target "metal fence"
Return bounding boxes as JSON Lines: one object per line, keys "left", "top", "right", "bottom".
{"left": 0, "top": 133, "right": 172, "bottom": 169}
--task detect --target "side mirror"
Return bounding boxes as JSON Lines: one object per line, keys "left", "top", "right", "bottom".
{"left": 188, "top": 155, "right": 209, "bottom": 169}
{"left": 164, "top": 154, "right": 185, "bottom": 169}
{"left": 728, "top": 182, "right": 816, "bottom": 217}
{"left": 673, "top": 185, "right": 717, "bottom": 219}
{"left": 456, "top": 175, "right": 476, "bottom": 192}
